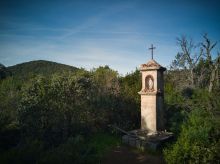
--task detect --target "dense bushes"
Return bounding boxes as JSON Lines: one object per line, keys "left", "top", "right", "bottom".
{"left": 1, "top": 59, "right": 219, "bottom": 163}
{"left": 18, "top": 74, "right": 97, "bottom": 145}
{"left": 164, "top": 108, "right": 220, "bottom": 163}
{"left": 0, "top": 63, "right": 140, "bottom": 163}
{"left": 164, "top": 74, "right": 220, "bottom": 163}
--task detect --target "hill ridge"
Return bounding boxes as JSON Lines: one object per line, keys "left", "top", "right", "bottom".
{"left": 7, "top": 60, "right": 79, "bottom": 79}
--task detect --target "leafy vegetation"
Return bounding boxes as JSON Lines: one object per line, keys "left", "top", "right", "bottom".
{"left": 164, "top": 108, "right": 220, "bottom": 163}
{"left": 164, "top": 34, "right": 220, "bottom": 163}
{"left": 0, "top": 34, "right": 219, "bottom": 163}
{"left": 0, "top": 60, "right": 139, "bottom": 163}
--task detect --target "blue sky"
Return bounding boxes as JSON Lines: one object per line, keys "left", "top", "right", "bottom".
{"left": 0, "top": 0, "right": 220, "bottom": 75}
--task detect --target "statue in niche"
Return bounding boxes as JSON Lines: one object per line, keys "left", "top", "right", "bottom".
{"left": 145, "top": 75, "right": 154, "bottom": 92}
{"left": 148, "top": 78, "right": 153, "bottom": 90}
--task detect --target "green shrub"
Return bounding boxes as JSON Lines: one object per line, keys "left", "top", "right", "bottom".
{"left": 18, "top": 74, "right": 97, "bottom": 145}
{"left": 163, "top": 108, "right": 220, "bottom": 164}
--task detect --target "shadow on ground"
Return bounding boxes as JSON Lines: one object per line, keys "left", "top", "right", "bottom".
{"left": 102, "top": 145, "right": 165, "bottom": 164}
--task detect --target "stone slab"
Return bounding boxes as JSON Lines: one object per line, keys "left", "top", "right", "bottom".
{"left": 122, "top": 130, "right": 173, "bottom": 151}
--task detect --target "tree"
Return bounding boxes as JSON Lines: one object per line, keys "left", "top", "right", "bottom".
{"left": 201, "top": 34, "right": 220, "bottom": 92}
{"left": 92, "top": 65, "right": 120, "bottom": 96}
{"left": 171, "top": 34, "right": 219, "bottom": 91}
{"left": 171, "top": 36, "right": 200, "bottom": 86}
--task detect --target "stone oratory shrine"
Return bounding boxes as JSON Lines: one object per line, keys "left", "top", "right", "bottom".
{"left": 138, "top": 58, "right": 166, "bottom": 134}
{"left": 122, "top": 44, "right": 173, "bottom": 150}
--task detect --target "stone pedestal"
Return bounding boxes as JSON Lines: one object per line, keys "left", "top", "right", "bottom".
{"left": 138, "top": 59, "right": 166, "bottom": 133}
{"left": 122, "top": 130, "right": 173, "bottom": 150}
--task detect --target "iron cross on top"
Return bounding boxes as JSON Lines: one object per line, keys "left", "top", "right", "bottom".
{"left": 148, "top": 44, "right": 156, "bottom": 59}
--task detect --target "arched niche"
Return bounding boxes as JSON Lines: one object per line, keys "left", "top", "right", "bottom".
{"left": 145, "top": 75, "right": 154, "bottom": 92}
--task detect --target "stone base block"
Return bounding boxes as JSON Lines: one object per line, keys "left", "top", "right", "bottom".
{"left": 122, "top": 129, "right": 173, "bottom": 151}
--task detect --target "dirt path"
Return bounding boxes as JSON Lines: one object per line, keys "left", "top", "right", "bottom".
{"left": 102, "top": 146, "right": 165, "bottom": 164}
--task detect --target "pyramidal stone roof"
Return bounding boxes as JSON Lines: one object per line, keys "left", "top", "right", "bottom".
{"left": 140, "top": 59, "right": 166, "bottom": 71}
